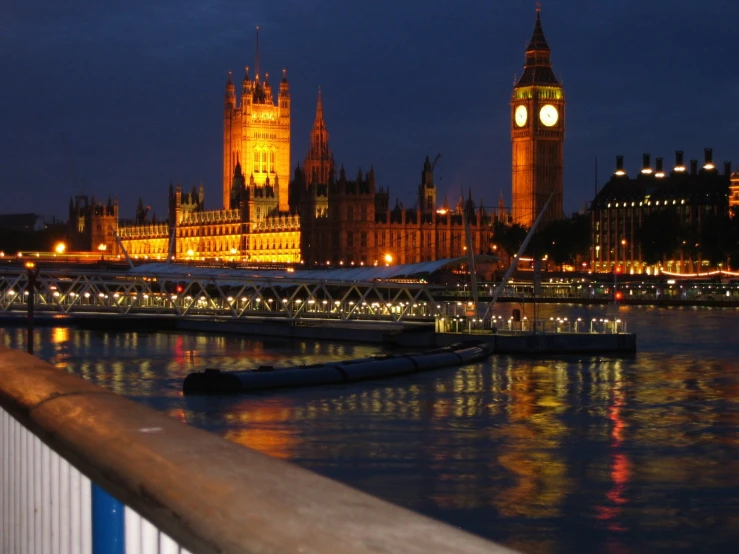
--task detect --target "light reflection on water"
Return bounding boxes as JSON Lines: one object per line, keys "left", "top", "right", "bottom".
{"left": 2, "top": 304, "right": 739, "bottom": 553}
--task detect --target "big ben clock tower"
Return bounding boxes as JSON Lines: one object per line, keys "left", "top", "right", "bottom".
{"left": 511, "top": 6, "right": 565, "bottom": 228}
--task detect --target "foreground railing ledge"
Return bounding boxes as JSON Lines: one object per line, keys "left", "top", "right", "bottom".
{"left": 0, "top": 345, "right": 516, "bottom": 554}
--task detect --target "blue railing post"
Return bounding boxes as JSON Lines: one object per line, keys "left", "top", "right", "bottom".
{"left": 92, "top": 484, "right": 125, "bottom": 554}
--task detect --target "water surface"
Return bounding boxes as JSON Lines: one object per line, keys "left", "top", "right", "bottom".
{"left": 3, "top": 304, "right": 739, "bottom": 553}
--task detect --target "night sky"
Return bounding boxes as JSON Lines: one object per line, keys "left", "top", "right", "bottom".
{"left": 1, "top": 0, "right": 736, "bottom": 221}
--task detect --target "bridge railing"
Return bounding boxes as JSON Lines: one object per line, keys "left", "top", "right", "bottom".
{"left": 0, "top": 268, "right": 437, "bottom": 323}
{"left": 0, "top": 345, "right": 514, "bottom": 554}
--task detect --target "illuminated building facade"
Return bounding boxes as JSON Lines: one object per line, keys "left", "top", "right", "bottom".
{"left": 730, "top": 169, "right": 739, "bottom": 212}
{"left": 293, "top": 93, "right": 502, "bottom": 267}
{"left": 105, "top": 35, "right": 300, "bottom": 263}
{"left": 223, "top": 58, "right": 291, "bottom": 213}
{"left": 511, "top": 7, "right": 565, "bottom": 229}
{"left": 590, "top": 149, "right": 733, "bottom": 274}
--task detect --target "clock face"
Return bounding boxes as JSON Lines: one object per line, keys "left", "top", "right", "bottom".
{"left": 539, "top": 104, "right": 559, "bottom": 127}
{"left": 514, "top": 105, "right": 528, "bottom": 127}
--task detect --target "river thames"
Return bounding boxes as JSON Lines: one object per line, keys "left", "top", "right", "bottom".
{"left": 2, "top": 303, "right": 738, "bottom": 553}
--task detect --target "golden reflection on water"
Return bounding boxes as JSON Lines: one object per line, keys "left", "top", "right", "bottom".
{"left": 223, "top": 399, "right": 298, "bottom": 459}
{"left": 52, "top": 327, "right": 69, "bottom": 344}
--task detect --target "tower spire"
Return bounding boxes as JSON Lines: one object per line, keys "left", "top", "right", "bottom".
{"left": 315, "top": 86, "right": 323, "bottom": 122}
{"left": 516, "top": 6, "right": 557, "bottom": 86}
{"left": 304, "top": 87, "right": 332, "bottom": 185}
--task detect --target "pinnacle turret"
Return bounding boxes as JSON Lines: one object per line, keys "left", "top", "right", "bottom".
{"left": 279, "top": 68, "right": 289, "bottom": 97}
{"left": 225, "top": 71, "right": 235, "bottom": 108}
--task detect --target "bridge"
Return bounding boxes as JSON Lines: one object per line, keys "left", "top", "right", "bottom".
{"left": 0, "top": 262, "right": 449, "bottom": 324}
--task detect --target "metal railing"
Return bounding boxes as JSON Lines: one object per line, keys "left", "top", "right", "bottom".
{"left": 435, "top": 315, "right": 628, "bottom": 335}
{"left": 0, "top": 345, "right": 515, "bottom": 554}
{"left": 0, "top": 267, "right": 437, "bottom": 323}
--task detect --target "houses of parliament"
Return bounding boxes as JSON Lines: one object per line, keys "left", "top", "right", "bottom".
{"left": 69, "top": 10, "right": 565, "bottom": 266}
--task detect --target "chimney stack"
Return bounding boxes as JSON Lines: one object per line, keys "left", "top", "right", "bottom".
{"left": 724, "top": 161, "right": 732, "bottom": 176}
{"left": 674, "top": 150, "right": 685, "bottom": 172}
{"left": 655, "top": 157, "right": 665, "bottom": 178}
{"left": 641, "top": 153, "right": 652, "bottom": 175}
{"left": 690, "top": 159, "right": 698, "bottom": 175}
{"left": 703, "top": 148, "right": 715, "bottom": 170}
{"left": 615, "top": 155, "right": 626, "bottom": 176}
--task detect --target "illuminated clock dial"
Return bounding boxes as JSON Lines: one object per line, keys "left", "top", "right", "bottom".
{"left": 514, "top": 105, "right": 528, "bottom": 127}
{"left": 539, "top": 104, "right": 559, "bottom": 127}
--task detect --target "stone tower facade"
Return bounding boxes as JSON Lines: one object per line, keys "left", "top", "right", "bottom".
{"left": 223, "top": 32, "right": 291, "bottom": 212}
{"left": 511, "top": 7, "right": 565, "bottom": 228}
{"left": 68, "top": 195, "right": 119, "bottom": 254}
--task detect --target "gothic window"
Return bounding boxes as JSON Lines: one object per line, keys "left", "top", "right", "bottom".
{"left": 347, "top": 206, "right": 354, "bottom": 222}
{"left": 261, "top": 152, "right": 267, "bottom": 173}
{"left": 360, "top": 232, "right": 367, "bottom": 248}
{"left": 253, "top": 151, "right": 260, "bottom": 174}
{"left": 361, "top": 205, "right": 367, "bottom": 221}
{"left": 269, "top": 151, "right": 275, "bottom": 173}
{"left": 347, "top": 232, "right": 354, "bottom": 247}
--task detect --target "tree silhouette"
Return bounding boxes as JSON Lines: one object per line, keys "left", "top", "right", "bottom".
{"left": 492, "top": 221, "right": 527, "bottom": 267}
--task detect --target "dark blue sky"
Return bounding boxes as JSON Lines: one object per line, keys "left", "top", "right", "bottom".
{"left": 1, "top": 0, "right": 736, "bottom": 220}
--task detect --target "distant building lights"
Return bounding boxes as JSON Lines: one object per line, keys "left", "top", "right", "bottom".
{"left": 655, "top": 171, "right": 665, "bottom": 178}
{"left": 674, "top": 165, "right": 686, "bottom": 172}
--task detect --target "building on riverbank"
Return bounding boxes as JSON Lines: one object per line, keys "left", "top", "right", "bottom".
{"left": 590, "top": 149, "right": 734, "bottom": 274}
